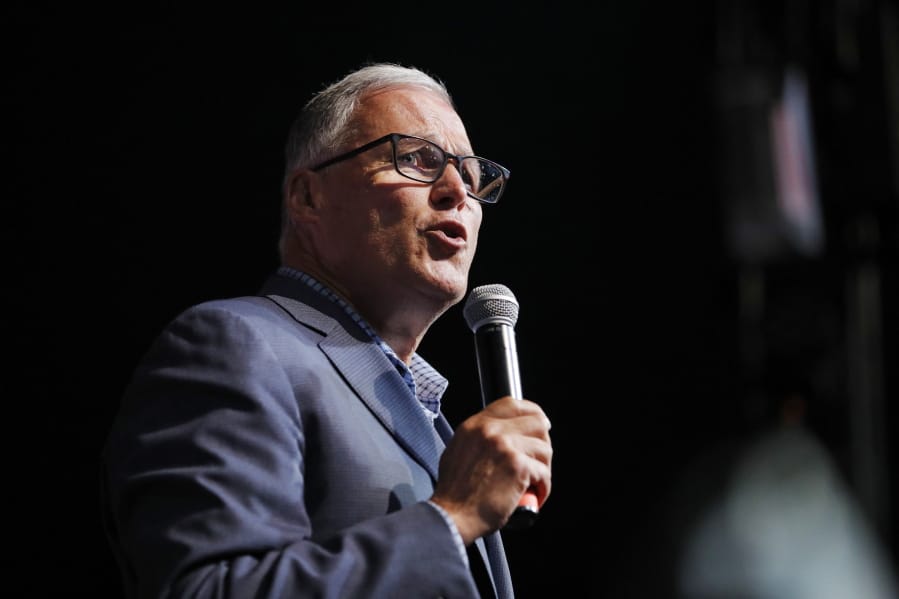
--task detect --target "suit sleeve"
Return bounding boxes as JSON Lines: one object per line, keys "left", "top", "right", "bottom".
{"left": 101, "top": 303, "right": 479, "bottom": 599}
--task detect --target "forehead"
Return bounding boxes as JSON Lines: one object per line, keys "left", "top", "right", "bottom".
{"left": 353, "top": 86, "right": 470, "bottom": 151}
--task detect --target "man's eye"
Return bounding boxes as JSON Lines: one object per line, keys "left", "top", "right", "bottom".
{"left": 397, "top": 151, "right": 417, "bottom": 166}
{"left": 398, "top": 148, "right": 443, "bottom": 171}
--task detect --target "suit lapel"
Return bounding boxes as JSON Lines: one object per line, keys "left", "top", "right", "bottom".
{"left": 318, "top": 326, "right": 445, "bottom": 480}
{"left": 333, "top": 338, "right": 510, "bottom": 599}
{"left": 260, "top": 274, "right": 445, "bottom": 480}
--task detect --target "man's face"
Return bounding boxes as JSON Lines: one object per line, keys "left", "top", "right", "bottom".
{"left": 308, "top": 86, "right": 484, "bottom": 316}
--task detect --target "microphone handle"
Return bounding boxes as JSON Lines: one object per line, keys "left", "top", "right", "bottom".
{"left": 473, "top": 324, "right": 539, "bottom": 530}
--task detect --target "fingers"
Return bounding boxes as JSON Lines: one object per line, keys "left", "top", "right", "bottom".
{"left": 503, "top": 420, "right": 552, "bottom": 509}
{"left": 484, "top": 395, "right": 549, "bottom": 424}
{"left": 484, "top": 396, "right": 553, "bottom": 457}
{"left": 431, "top": 396, "right": 553, "bottom": 541}
{"left": 481, "top": 395, "right": 553, "bottom": 469}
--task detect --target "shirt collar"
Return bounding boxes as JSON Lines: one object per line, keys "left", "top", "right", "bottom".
{"left": 276, "top": 266, "right": 448, "bottom": 416}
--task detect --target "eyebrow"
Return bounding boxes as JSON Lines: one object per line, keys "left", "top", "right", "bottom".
{"left": 415, "top": 128, "right": 471, "bottom": 154}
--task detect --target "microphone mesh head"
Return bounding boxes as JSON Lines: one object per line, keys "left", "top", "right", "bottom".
{"left": 463, "top": 283, "right": 519, "bottom": 331}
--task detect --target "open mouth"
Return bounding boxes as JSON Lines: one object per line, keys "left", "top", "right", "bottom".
{"left": 430, "top": 219, "right": 467, "bottom": 242}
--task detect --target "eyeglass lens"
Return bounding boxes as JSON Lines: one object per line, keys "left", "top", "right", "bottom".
{"left": 394, "top": 137, "right": 504, "bottom": 203}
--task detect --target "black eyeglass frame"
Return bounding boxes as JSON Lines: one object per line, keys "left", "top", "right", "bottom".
{"left": 309, "top": 133, "right": 510, "bottom": 204}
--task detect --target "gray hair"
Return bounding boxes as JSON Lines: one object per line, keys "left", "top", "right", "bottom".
{"left": 278, "top": 62, "right": 454, "bottom": 258}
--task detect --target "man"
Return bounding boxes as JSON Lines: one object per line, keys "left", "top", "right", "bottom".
{"left": 101, "top": 62, "right": 553, "bottom": 598}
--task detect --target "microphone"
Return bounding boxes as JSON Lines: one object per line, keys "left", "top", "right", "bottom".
{"left": 463, "top": 283, "right": 539, "bottom": 530}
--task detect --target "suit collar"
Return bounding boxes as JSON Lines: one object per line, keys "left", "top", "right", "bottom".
{"left": 259, "top": 271, "right": 447, "bottom": 480}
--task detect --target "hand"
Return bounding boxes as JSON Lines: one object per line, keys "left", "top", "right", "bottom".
{"left": 430, "top": 396, "right": 552, "bottom": 544}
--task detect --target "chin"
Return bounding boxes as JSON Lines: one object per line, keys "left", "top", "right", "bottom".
{"left": 421, "top": 271, "right": 467, "bottom": 304}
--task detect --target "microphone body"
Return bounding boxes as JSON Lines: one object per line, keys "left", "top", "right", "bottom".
{"left": 463, "top": 284, "right": 539, "bottom": 530}
{"left": 472, "top": 322, "right": 522, "bottom": 406}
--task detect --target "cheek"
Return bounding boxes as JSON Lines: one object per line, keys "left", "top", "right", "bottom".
{"left": 323, "top": 179, "right": 383, "bottom": 231}
{"left": 359, "top": 200, "right": 415, "bottom": 255}
{"left": 369, "top": 190, "right": 422, "bottom": 234}
{"left": 469, "top": 207, "right": 483, "bottom": 247}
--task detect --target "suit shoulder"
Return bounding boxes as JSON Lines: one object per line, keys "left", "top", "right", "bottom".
{"left": 174, "top": 294, "right": 335, "bottom": 340}
{"left": 173, "top": 296, "right": 300, "bottom": 329}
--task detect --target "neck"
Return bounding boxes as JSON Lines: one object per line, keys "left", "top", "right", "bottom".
{"left": 281, "top": 260, "right": 444, "bottom": 365}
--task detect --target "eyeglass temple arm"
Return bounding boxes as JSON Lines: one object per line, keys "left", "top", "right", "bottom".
{"left": 476, "top": 177, "right": 503, "bottom": 198}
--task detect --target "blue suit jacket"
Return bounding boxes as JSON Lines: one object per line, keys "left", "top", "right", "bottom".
{"left": 101, "top": 271, "right": 513, "bottom": 598}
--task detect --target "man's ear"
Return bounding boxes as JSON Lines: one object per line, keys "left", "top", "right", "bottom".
{"left": 285, "top": 169, "right": 320, "bottom": 224}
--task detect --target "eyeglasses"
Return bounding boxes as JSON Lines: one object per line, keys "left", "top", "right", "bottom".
{"left": 310, "top": 133, "right": 510, "bottom": 204}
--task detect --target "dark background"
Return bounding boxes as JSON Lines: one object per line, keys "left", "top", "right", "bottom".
{"left": 6, "top": 1, "right": 898, "bottom": 596}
